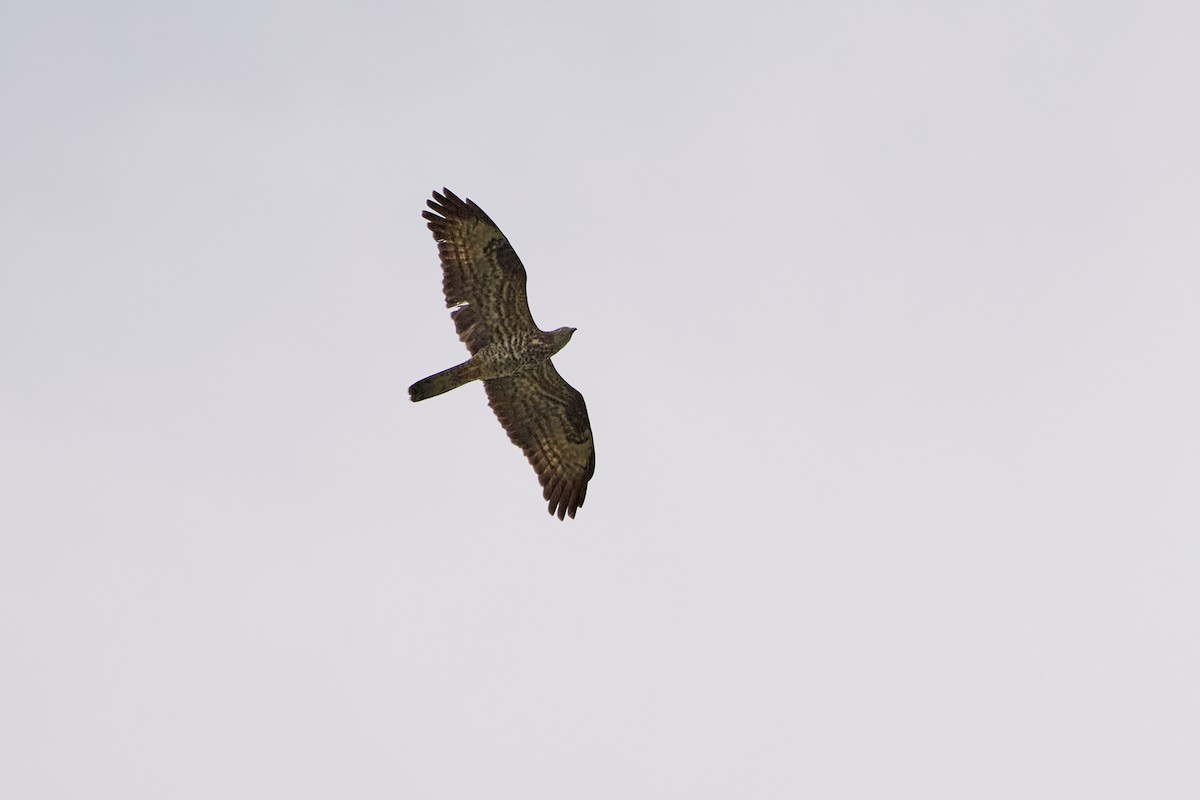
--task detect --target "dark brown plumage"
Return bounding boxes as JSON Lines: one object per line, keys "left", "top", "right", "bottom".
{"left": 409, "top": 189, "right": 595, "bottom": 520}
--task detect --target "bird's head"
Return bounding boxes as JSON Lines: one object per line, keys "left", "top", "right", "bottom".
{"left": 549, "top": 326, "right": 577, "bottom": 352}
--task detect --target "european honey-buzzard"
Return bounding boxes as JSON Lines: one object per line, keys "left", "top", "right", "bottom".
{"left": 408, "top": 189, "right": 595, "bottom": 520}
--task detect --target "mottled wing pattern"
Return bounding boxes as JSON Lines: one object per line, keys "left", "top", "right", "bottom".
{"left": 484, "top": 362, "right": 596, "bottom": 520}
{"left": 423, "top": 189, "right": 537, "bottom": 354}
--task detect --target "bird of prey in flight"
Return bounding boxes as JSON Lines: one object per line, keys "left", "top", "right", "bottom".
{"left": 409, "top": 189, "right": 595, "bottom": 520}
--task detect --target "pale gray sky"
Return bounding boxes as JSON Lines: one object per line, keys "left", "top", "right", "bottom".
{"left": 3, "top": 1, "right": 1199, "bottom": 797}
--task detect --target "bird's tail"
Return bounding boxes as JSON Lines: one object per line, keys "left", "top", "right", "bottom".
{"left": 409, "top": 360, "right": 480, "bottom": 402}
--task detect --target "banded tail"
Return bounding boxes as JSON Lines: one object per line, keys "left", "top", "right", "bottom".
{"left": 409, "top": 361, "right": 480, "bottom": 402}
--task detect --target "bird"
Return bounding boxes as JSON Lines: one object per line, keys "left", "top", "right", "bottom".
{"left": 409, "top": 189, "right": 596, "bottom": 520}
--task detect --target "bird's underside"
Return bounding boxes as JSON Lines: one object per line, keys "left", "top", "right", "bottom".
{"left": 409, "top": 189, "right": 595, "bottom": 520}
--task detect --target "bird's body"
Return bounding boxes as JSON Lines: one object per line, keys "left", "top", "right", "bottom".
{"left": 409, "top": 189, "right": 595, "bottom": 520}
{"left": 410, "top": 329, "right": 575, "bottom": 400}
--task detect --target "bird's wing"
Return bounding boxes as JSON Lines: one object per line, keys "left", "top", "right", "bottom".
{"left": 484, "top": 361, "right": 595, "bottom": 520}
{"left": 423, "top": 188, "right": 538, "bottom": 354}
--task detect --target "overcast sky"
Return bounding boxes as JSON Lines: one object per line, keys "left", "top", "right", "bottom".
{"left": 3, "top": 1, "right": 1199, "bottom": 797}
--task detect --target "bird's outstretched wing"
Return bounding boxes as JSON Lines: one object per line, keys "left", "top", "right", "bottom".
{"left": 484, "top": 362, "right": 596, "bottom": 520}
{"left": 423, "top": 189, "right": 537, "bottom": 354}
